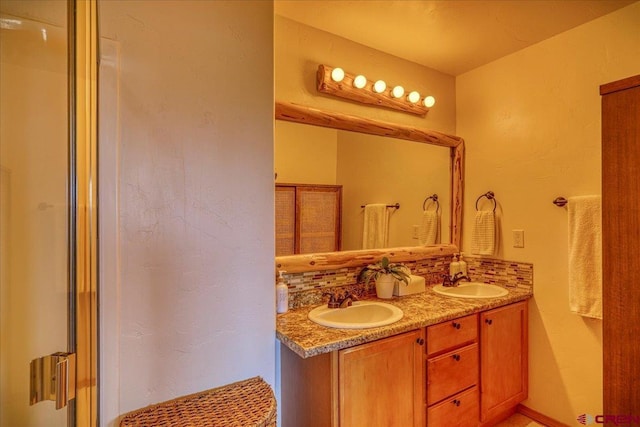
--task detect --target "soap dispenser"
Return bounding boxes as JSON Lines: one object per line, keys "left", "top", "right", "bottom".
{"left": 276, "top": 270, "right": 289, "bottom": 314}
{"left": 458, "top": 252, "right": 468, "bottom": 276}
{"left": 449, "top": 254, "right": 461, "bottom": 277}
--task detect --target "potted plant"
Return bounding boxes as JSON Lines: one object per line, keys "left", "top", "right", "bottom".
{"left": 358, "top": 257, "right": 410, "bottom": 299}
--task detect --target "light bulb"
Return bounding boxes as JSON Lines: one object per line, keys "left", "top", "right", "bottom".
{"left": 391, "top": 85, "right": 405, "bottom": 98}
{"left": 408, "top": 91, "right": 420, "bottom": 103}
{"left": 353, "top": 75, "right": 367, "bottom": 89}
{"left": 423, "top": 96, "right": 436, "bottom": 108}
{"left": 373, "top": 80, "right": 387, "bottom": 93}
{"left": 331, "top": 67, "right": 345, "bottom": 82}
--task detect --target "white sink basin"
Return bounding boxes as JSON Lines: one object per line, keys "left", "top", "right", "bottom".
{"left": 308, "top": 301, "right": 403, "bottom": 329}
{"left": 432, "top": 282, "right": 508, "bottom": 299}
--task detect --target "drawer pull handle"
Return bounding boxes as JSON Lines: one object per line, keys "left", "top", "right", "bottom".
{"left": 416, "top": 338, "right": 425, "bottom": 346}
{"left": 485, "top": 319, "right": 493, "bottom": 325}
{"left": 452, "top": 322, "right": 461, "bottom": 329}
{"left": 452, "top": 354, "right": 461, "bottom": 361}
{"left": 452, "top": 399, "right": 461, "bottom": 406}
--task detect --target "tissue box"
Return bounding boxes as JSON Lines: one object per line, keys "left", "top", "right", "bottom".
{"left": 393, "top": 275, "right": 426, "bottom": 296}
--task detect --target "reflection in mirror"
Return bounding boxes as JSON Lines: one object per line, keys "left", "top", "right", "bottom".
{"left": 275, "top": 120, "right": 451, "bottom": 250}
{"left": 274, "top": 102, "right": 464, "bottom": 273}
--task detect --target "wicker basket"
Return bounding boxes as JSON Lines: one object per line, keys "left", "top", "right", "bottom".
{"left": 119, "top": 376, "right": 276, "bottom": 427}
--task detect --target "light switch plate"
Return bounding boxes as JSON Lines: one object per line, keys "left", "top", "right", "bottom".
{"left": 513, "top": 229, "right": 525, "bottom": 248}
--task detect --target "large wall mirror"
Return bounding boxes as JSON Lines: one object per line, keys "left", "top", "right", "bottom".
{"left": 275, "top": 101, "right": 464, "bottom": 272}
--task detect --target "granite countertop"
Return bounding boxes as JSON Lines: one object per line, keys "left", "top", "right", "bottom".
{"left": 276, "top": 284, "right": 533, "bottom": 358}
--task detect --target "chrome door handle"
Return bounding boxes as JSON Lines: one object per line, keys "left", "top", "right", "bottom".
{"left": 30, "top": 352, "right": 76, "bottom": 409}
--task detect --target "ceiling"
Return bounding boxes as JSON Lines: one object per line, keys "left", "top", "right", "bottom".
{"left": 275, "top": 0, "right": 636, "bottom": 76}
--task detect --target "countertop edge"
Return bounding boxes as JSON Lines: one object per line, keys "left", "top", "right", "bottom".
{"left": 276, "top": 289, "right": 533, "bottom": 359}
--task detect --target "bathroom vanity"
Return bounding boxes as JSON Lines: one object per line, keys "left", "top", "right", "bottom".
{"left": 277, "top": 290, "right": 530, "bottom": 427}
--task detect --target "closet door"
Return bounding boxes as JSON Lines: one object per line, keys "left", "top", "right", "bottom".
{"left": 601, "top": 74, "right": 640, "bottom": 415}
{"left": 297, "top": 186, "right": 342, "bottom": 254}
{"left": 275, "top": 186, "right": 296, "bottom": 256}
{"left": 275, "top": 184, "right": 342, "bottom": 255}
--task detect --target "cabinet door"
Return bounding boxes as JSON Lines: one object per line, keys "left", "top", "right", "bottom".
{"left": 297, "top": 186, "right": 342, "bottom": 254}
{"left": 480, "top": 301, "right": 528, "bottom": 422}
{"left": 339, "top": 330, "right": 424, "bottom": 427}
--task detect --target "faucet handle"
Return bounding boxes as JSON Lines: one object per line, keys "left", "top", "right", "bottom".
{"left": 322, "top": 291, "right": 339, "bottom": 308}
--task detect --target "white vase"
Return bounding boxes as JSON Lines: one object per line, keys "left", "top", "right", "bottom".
{"left": 375, "top": 274, "right": 396, "bottom": 299}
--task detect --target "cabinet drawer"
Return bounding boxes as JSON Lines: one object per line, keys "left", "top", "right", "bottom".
{"left": 427, "top": 343, "right": 478, "bottom": 405}
{"left": 428, "top": 386, "right": 479, "bottom": 427}
{"left": 427, "top": 314, "right": 477, "bottom": 356}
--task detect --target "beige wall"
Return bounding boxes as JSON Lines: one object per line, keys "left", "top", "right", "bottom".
{"left": 275, "top": 121, "right": 338, "bottom": 184}
{"left": 275, "top": 15, "right": 456, "bottom": 133}
{"left": 457, "top": 2, "right": 640, "bottom": 423}
{"left": 98, "top": 2, "right": 275, "bottom": 425}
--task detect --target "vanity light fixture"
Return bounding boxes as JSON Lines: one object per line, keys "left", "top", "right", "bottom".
{"left": 331, "top": 67, "right": 345, "bottom": 83}
{"left": 407, "top": 91, "right": 421, "bottom": 104}
{"left": 316, "top": 64, "right": 434, "bottom": 116}
{"left": 353, "top": 75, "right": 367, "bottom": 89}
{"left": 391, "top": 85, "right": 405, "bottom": 98}
{"left": 373, "top": 80, "right": 387, "bottom": 93}
{"left": 423, "top": 96, "right": 436, "bottom": 108}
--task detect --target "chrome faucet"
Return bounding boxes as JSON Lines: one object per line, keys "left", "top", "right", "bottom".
{"left": 323, "top": 291, "right": 358, "bottom": 308}
{"left": 442, "top": 272, "right": 471, "bottom": 287}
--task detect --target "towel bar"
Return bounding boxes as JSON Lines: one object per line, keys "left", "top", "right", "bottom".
{"left": 360, "top": 203, "right": 400, "bottom": 209}
{"left": 553, "top": 196, "right": 568, "bottom": 207}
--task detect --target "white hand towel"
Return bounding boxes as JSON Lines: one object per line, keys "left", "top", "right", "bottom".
{"left": 471, "top": 210, "right": 496, "bottom": 256}
{"left": 568, "top": 195, "right": 602, "bottom": 319}
{"left": 362, "top": 204, "right": 389, "bottom": 249}
{"left": 418, "top": 210, "right": 439, "bottom": 245}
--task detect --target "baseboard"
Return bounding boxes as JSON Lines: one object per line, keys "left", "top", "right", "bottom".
{"left": 517, "top": 404, "right": 570, "bottom": 427}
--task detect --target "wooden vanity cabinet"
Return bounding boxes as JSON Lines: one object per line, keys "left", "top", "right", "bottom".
{"left": 275, "top": 184, "right": 342, "bottom": 256}
{"left": 340, "top": 329, "right": 425, "bottom": 427}
{"left": 480, "top": 301, "right": 528, "bottom": 424}
{"left": 425, "top": 314, "right": 479, "bottom": 427}
{"left": 281, "top": 301, "right": 528, "bottom": 427}
{"left": 281, "top": 329, "right": 424, "bottom": 427}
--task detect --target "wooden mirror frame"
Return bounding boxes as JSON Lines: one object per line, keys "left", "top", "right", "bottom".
{"left": 275, "top": 101, "right": 464, "bottom": 273}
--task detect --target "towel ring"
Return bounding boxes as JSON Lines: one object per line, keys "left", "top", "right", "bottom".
{"left": 475, "top": 191, "right": 497, "bottom": 212}
{"left": 422, "top": 194, "right": 440, "bottom": 213}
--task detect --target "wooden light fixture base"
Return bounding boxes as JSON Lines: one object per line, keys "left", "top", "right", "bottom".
{"left": 316, "top": 64, "right": 430, "bottom": 116}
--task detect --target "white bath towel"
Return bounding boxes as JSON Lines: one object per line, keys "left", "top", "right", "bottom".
{"left": 471, "top": 210, "right": 496, "bottom": 256}
{"left": 568, "top": 195, "right": 602, "bottom": 319}
{"left": 418, "top": 210, "right": 439, "bottom": 245}
{"left": 362, "top": 204, "right": 389, "bottom": 249}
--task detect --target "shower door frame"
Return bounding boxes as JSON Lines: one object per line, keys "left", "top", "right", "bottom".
{"left": 69, "top": 0, "right": 98, "bottom": 425}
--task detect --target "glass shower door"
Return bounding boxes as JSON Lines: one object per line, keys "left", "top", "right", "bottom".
{"left": 0, "top": 0, "right": 70, "bottom": 425}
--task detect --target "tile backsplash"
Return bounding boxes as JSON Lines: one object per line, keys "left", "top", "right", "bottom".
{"left": 280, "top": 254, "right": 533, "bottom": 309}
{"left": 465, "top": 256, "right": 533, "bottom": 289}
